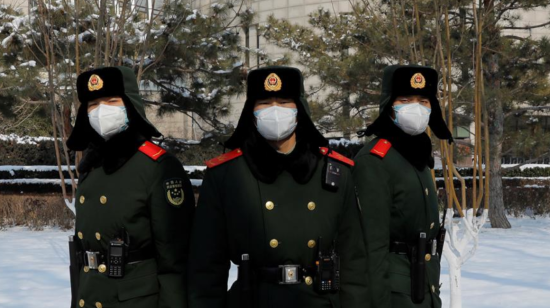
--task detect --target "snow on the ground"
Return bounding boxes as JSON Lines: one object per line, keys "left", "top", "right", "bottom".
{"left": 435, "top": 176, "right": 550, "bottom": 181}
{"left": 434, "top": 163, "right": 550, "bottom": 171}
{"left": 0, "top": 165, "right": 205, "bottom": 173}
{"left": 183, "top": 166, "right": 206, "bottom": 172}
{"left": 0, "top": 179, "right": 75, "bottom": 185}
{"left": 328, "top": 138, "right": 362, "bottom": 147}
{"left": 0, "top": 166, "right": 74, "bottom": 172}
{"left": 439, "top": 217, "right": 550, "bottom": 308}
{"left": 0, "top": 165, "right": 205, "bottom": 187}
{"left": 0, "top": 134, "right": 55, "bottom": 144}
{"left": 0, "top": 227, "right": 73, "bottom": 308}
{"left": 0, "top": 218, "right": 548, "bottom": 307}
{"left": 502, "top": 164, "right": 550, "bottom": 171}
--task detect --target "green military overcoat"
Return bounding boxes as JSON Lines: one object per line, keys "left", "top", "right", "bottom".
{"left": 353, "top": 139, "right": 441, "bottom": 308}
{"left": 188, "top": 150, "right": 367, "bottom": 308}
{"left": 68, "top": 67, "right": 195, "bottom": 308}
{"left": 353, "top": 65, "right": 452, "bottom": 308}
{"left": 75, "top": 148, "right": 195, "bottom": 308}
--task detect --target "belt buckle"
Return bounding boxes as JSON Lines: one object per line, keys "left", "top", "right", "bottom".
{"left": 86, "top": 251, "right": 100, "bottom": 269}
{"left": 278, "top": 265, "right": 301, "bottom": 285}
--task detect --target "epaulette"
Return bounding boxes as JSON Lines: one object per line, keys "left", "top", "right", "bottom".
{"left": 370, "top": 139, "right": 392, "bottom": 158}
{"left": 205, "top": 148, "right": 243, "bottom": 168}
{"left": 139, "top": 141, "right": 167, "bottom": 161}
{"left": 319, "top": 147, "right": 355, "bottom": 167}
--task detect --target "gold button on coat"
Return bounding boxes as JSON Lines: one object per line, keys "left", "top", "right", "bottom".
{"left": 79, "top": 196, "right": 85, "bottom": 204}
{"left": 269, "top": 239, "right": 279, "bottom": 248}
{"left": 83, "top": 266, "right": 89, "bottom": 273}
{"left": 100, "top": 196, "right": 107, "bottom": 204}
{"left": 432, "top": 285, "right": 436, "bottom": 293}
{"left": 430, "top": 222, "right": 435, "bottom": 230}
{"left": 307, "top": 202, "right": 316, "bottom": 211}
{"left": 308, "top": 240, "right": 316, "bottom": 248}
{"left": 425, "top": 188, "right": 429, "bottom": 196}
{"left": 265, "top": 201, "right": 275, "bottom": 211}
{"left": 78, "top": 232, "right": 83, "bottom": 240}
{"left": 425, "top": 254, "right": 432, "bottom": 262}
{"left": 79, "top": 299, "right": 85, "bottom": 307}
{"left": 305, "top": 276, "right": 313, "bottom": 285}
{"left": 98, "top": 264, "right": 107, "bottom": 273}
{"left": 95, "top": 302, "right": 103, "bottom": 308}
{"left": 95, "top": 232, "right": 101, "bottom": 241}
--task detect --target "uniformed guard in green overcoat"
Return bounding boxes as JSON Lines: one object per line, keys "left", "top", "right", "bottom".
{"left": 353, "top": 65, "right": 453, "bottom": 308}
{"left": 66, "top": 66, "right": 195, "bottom": 308}
{"left": 188, "top": 66, "right": 368, "bottom": 308}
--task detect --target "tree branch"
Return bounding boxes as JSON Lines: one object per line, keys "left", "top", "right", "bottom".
{"left": 502, "top": 20, "right": 550, "bottom": 30}
{"left": 505, "top": 106, "right": 550, "bottom": 118}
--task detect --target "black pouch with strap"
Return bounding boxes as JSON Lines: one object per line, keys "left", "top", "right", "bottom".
{"left": 437, "top": 209, "right": 448, "bottom": 264}
{"left": 411, "top": 233, "right": 427, "bottom": 304}
{"left": 390, "top": 236, "right": 429, "bottom": 304}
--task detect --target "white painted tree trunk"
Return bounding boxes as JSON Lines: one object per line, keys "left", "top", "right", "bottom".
{"left": 447, "top": 256, "right": 462, "bottom": 308}
{"left": 443, "top": 208, "right": 488, "bottom": 308}
{"left": 64, "top": 198, "right": 76, "bottom": 215}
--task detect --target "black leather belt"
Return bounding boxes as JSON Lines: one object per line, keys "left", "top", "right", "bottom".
{"left": 83, "top": 246, "right": 155, "bottom": 268}
{"left": 390, "top": 240, "right": 434, "bottom": 255}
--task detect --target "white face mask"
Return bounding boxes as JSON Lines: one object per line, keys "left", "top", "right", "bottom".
{"left": 88, "top": 104, "right": 129, "bottom": 140}
{"left": 392, "top": 103, "right": 431, "bottom": 136}
{"left": 254, "top": 106, "right": 298, "bottom": 141}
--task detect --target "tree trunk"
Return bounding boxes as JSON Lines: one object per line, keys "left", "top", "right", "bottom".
{"left": 483, "top": 0, "right": 511, "bottom": 228}
{"left": 63, "top": 105, "right": 72, "bottom": 137}
{"left": 342, "top": 95, "right": 351, "bottom": 140}
{"left": 487, "top": 94, "right": 511, "bottom": 228}
{"left": 448, "top": 259, "right": 462, "bottom": 308}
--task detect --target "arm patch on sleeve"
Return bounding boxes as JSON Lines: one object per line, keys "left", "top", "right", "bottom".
{"left": 164, "top": 178, "right": 185, "bottom": 208}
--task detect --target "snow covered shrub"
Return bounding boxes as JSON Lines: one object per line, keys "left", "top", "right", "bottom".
{"left": 503, "top": 167, "right": 550, "bottom": 177}
{"left": 0, "top": 137, "right": 64, "bottom": 166}
{"left": 437, "top": 180, "right": 550, "bottom": 217}
{"left": 503, "top": 186, "right": 550, "bottom": 217}
{"left": 328, "top": 138, "right": 363, "bottom": 159}
{"left": 162, "top": 136, "right": 226, "bottom": 168}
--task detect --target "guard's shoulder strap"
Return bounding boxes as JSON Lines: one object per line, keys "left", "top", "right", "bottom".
{"left": 319, "top": 147, "right": 355, "bottom": 167}
{"left": 370, "top": 139, "right": 392, "bottom": 158}
{"left": 138, "top": 141, "right": 167, "bottom": 161}
{"left": 205, "top": 148, "right": 243, "bottom": 169}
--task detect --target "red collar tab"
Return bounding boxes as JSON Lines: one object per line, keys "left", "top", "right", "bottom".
{"left": 206, "top": 148, "right": 243, "bottom": 168}
{"left": 370, "top": 139, "right": 392, "bottom": 158}
{"left": 319, "top": 147, "right": 355, "bottom": 167}
{"left": 139, "top": 141, "right": 167, "bottom": 161}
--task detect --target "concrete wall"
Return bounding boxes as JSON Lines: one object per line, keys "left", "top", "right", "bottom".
{"left": 145, "top": 106, "right": 199, "bottom": 140}
{"left": 502, "top": 8, "right": 550, "bottom": 40}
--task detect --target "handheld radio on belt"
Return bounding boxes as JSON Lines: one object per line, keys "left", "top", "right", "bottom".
{"left": 314, "top": 237, "right": 340, "bottom": 293}
{"left": 108, "top": 228, "right": 129, "bottom": 278}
